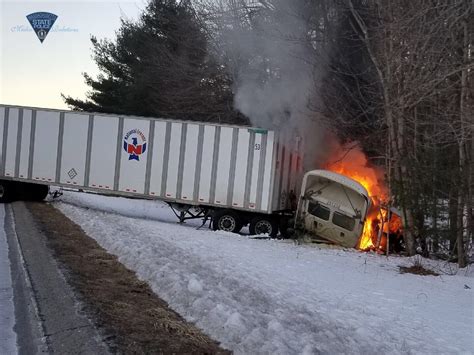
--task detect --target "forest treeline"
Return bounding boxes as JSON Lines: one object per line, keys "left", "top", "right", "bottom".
{"left": 63, "top": 0, "right": 473, "bottom": 266}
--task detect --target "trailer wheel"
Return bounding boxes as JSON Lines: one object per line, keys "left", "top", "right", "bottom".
{"left": 14, "top": 182, "right": 29, "bottom": 200}
{"left": 213, "top": 210, "right": 243, "bottom": 234}
{"left": 27, "top": 184, "right": 49, "bottom": 201}
{"left": 249, "top": 216, "right": 278, "bottom": 237}
{"left": 0, "top": 180, "right": 14, "bottom": 203}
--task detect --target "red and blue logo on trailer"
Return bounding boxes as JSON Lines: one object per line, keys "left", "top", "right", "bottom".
{"left": 123, "top": 129, "right": 147, "bottom": 161}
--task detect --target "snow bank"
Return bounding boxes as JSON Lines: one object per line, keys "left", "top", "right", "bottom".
{"left": 54, "top": 191, "right": 474, "bottom": 354}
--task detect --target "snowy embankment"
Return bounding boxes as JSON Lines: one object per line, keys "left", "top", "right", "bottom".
{"left": 54, "top": 191, "right": 473, "bottom": 354}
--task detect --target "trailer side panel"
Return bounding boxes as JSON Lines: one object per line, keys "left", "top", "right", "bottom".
{"left": 88, "top": 115, "right": 118, "bottom": 190}
{"left": 60, "top": 113, "right": 88, "bottom": 186}
{"left": 119, "top": 118, "right": 150, "bottom": 194}
{"left": 197, "top": 125, "right": 215, "bottom": 204}
{"left": 32, "top": 110, "right": 60, "bottom": 183}
{"left": 0, "top": 105, "right": 289, "bottom": 214}
{"left": 4, "top": 108, "right": 19, "bottom": 178}
{"left": 18, "top": 109, "right": 32, "bottom": 179}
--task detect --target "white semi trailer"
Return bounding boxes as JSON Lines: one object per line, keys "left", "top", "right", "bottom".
{"left": 0, "top": 104, "right": 371, "bottom": 244}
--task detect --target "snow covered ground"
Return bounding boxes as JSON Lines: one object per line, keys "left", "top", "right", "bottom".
{"left": 55, "top": 191, "right": 474, "bottom": 354}
{"left": 0, "top": 205, "right": 18, "bottom": 355}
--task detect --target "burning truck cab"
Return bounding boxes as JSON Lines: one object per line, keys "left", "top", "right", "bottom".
{"left": 296, "top": 170, "right": 371, "bottom": 248}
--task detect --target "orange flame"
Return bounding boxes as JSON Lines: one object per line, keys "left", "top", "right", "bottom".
{"left": 326, "top": 144, "right": 388, "bottom": 201}
{"left": 325, "top": 143, "right": 389, "bottom": 251}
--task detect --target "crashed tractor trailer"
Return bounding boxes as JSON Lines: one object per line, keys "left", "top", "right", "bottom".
{"left": 0, "top": 104, "right": 371, "bottom": 246}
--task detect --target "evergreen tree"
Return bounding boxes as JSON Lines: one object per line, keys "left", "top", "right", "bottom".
{"left": 63, "top": 0, "right": 246, "bottom": 124}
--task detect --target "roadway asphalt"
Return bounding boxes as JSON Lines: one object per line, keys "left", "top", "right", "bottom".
{"left": 2, "top": 202, "right": 109, "bottom": 354}
{"left": 0, "top": 204, "right": 17, "bottom": 354}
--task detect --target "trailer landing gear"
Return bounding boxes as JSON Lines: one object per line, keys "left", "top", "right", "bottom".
{"left": 168, "top": 203, "right": 212, "bottom": 226}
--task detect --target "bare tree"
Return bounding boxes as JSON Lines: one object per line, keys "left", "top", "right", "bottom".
{"left": 345, "top": 0, "right": 473, "bottom": 263}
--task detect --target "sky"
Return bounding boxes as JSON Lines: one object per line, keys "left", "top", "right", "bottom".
{"left": 0, "top": 1, "right": 145, "bottom": 109}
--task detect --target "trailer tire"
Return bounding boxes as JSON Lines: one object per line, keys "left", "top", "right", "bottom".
{"left": 212, "top": 210, "right": 243, "bottom": 234}
{"left": 249, "top": 216, "right": 278, "bottom": 238}
{"left": 28, "top": 184, "right": 49, "bottom": 201}
{"left": 0, "top": 180, "right": 15, "bottom": 203}
{"left": 14, "top": 182, "right": 30, "bottom": 200}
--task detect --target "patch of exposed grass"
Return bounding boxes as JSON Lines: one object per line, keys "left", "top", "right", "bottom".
{"left": 399, "top": 265, "right": 439, "bottom": 276}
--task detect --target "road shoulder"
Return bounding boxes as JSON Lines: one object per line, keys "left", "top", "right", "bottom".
{"left": 8, "top": 202, "right": 109, "bottom": 354}
{"left": 25, "top": 201, "right": 228, "bottom": 354}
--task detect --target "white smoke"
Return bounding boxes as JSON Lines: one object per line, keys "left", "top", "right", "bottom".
{"left": 221, "top": 0, "right": 328, "bottom": 169}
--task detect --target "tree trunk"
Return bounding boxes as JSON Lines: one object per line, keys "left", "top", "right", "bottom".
{"left": 465, "top": 18, "right": 473, "bottom": 249}
{"left": 456, "top": 188, "right": 466, "bottom": 267}
{"left": 449, "top": 188, "right": 458, "bottom": 253}
{"left": 456, "top": 19, "right": 469, "bottom": 268}
{"left": 468, "top": 137, "right": 473, "bottom": 247}
{"left": 432, "top": 193, "right": 438, "bottom": 253}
